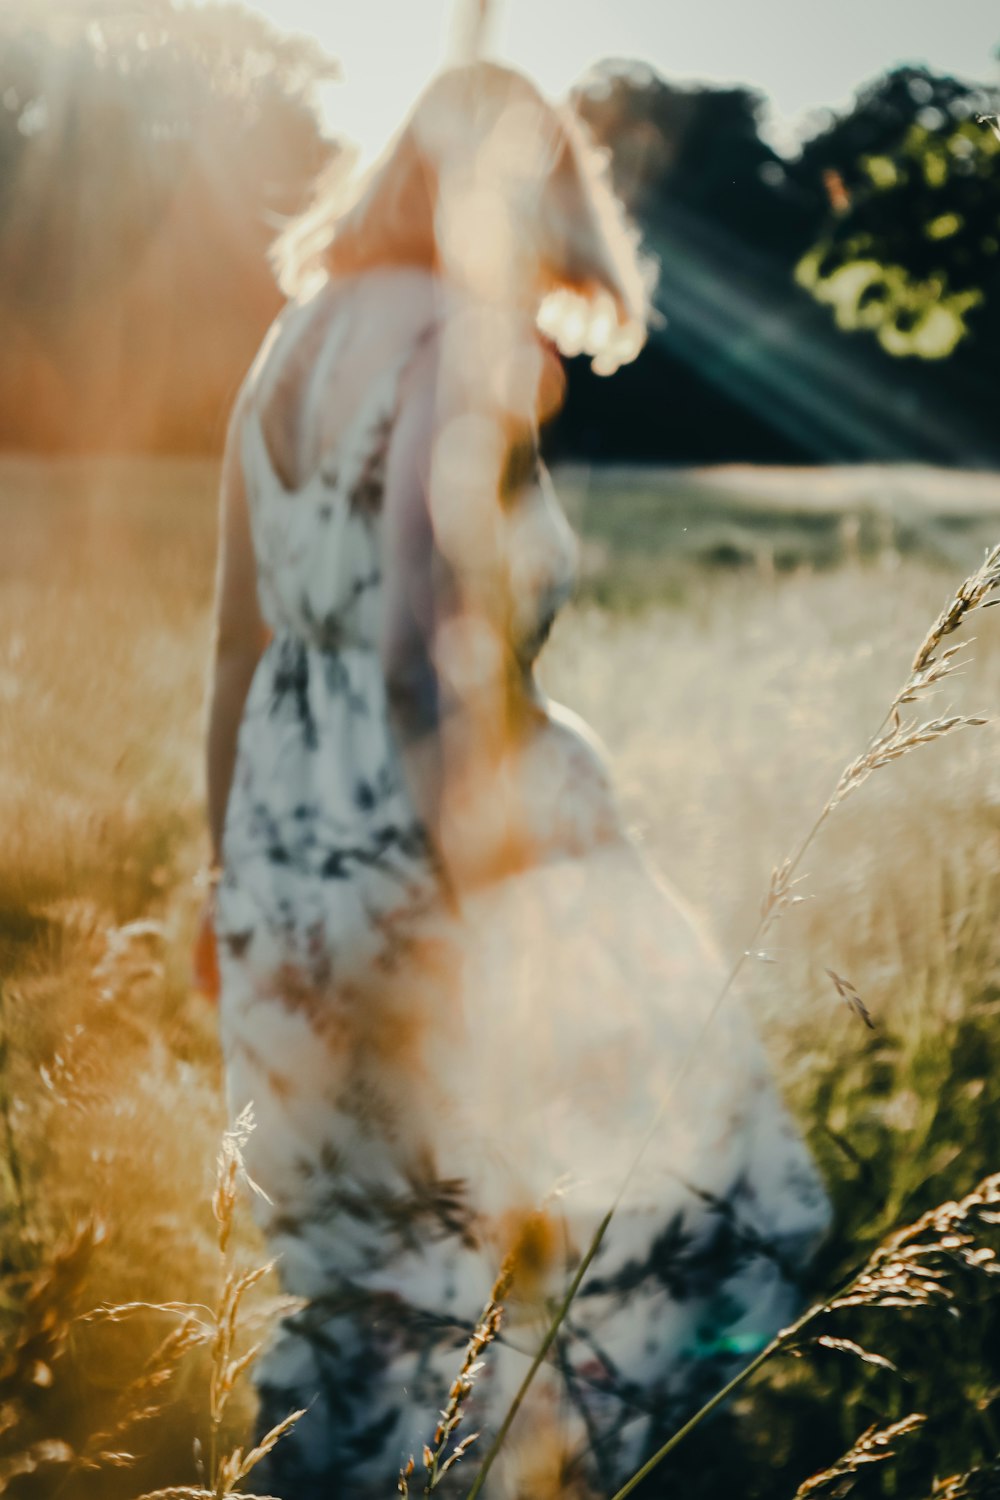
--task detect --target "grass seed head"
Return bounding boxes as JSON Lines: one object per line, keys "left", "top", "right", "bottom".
{"left": 795, "top": 1413, "right": 927, "bottom": 1497}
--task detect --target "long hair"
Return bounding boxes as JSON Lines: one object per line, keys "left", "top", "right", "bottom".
{"left": 271, "top": 61, "right": 658, "bottom": 374}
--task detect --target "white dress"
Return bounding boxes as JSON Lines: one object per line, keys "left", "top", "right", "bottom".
{"left": 215, "top": 276, "right": 831, "bottom": 1499}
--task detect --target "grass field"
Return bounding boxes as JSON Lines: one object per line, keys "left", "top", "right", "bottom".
{"left": 4, "top": 455, "right": 1000, "bottom": 1497}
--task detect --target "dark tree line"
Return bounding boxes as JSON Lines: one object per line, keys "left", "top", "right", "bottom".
{"left": 1, "top": 6, "right": 998, "bottom": 462}
{"left": 557, "top": 58, "right": 1000, "bottom": 466}
{"left": 795, "top": 67, "right": 1000, "bottom": 362}
{"left": 573, "top": 58, "right": 1000, "bottom": 360}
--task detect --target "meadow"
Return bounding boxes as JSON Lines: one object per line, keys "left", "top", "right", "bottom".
{"left": 4, "top": 455, "right": 1000, "bottom": 1497}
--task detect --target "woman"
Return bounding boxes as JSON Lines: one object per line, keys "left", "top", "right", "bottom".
{"left": 202, "top": 61, "right": 829, "bottom": 1499}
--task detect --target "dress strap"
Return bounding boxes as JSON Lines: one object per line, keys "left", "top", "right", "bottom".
{"left": 316, "top": 317, "right": 440, "bottom": 490}
{"left": 299, "top": 302, "right": 353, "bottom": 454}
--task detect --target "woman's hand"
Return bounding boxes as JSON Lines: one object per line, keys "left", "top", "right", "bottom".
{"left": 192, "top": 889, "right": 220, "bottom": 1002}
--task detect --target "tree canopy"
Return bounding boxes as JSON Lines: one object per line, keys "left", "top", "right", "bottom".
{"left": 0, "top": 1, "right": 337, "bottom": 450}
{"left": 1, "top": 14, "right": 998, "bottom": 462}
{"left": 794, "top": 66, "right": 1000, "bottom": 359}
{"left": 553, "top": 56, "right": 1000, "bottom": 466}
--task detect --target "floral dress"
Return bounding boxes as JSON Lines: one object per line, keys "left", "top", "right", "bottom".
{"left": 215, "top": 281, "right": 831, "bottom": 1500}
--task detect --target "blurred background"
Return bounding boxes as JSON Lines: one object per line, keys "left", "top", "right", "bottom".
{"left": 5, "top": 5, "right": 1000, "bottom": 1498}
{"left": 1, "top": 0, "right": 998, "bottom": 463}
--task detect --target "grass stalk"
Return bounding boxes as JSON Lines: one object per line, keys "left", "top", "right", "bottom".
{"left": 464, "top": 544, "right": 1000, "bottom": 1499}
{"left": 0, "top": 981, "right": 28, "bottom": 1238}
{"left": 615, "top": 1164, "right": 1000, "bottom": 1496}
{"left": 607, "top": 1338, "right": 786, "bottom": 1500}
{"left": 464, "top": 1210, "right": 613, "bottom": 1500}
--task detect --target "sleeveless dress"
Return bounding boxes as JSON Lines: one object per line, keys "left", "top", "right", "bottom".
{"left": 215, "top": 278, "right": 831, "bottom": 1500}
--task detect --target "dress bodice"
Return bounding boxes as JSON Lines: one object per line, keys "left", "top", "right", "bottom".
{"left": 238, "top": 284, "right": 578, "bottom": 665}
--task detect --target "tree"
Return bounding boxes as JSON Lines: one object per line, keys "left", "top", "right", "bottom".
{"left": 571, "top": 59, "right": 815, "bottom": 260}
{"left": 0, "top": 1, "right": 340, "bottom": 451}
{"left": 793, "top": 65, "right": 1000, "bottom": 359}
{"left": 554, "top": 58, "right": 1000, "bottom": 467}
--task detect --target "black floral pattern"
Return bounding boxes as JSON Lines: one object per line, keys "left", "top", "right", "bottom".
{"left": 214, "top": 292, "right": 832, "bottom": 1499}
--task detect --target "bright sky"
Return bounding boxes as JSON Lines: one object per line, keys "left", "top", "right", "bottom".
{"left": 241, "top": 0, "right": 999, "bottom": 161}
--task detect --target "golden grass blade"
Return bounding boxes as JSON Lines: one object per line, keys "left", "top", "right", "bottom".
{"left": 931, "top": 1458, "right": 1000, "bottom": 1498}
{"left": 465, "top": 1213, "right": 612, "bottom": 1500}
{"left": 133, "top": 1489, "right": 214, "bottom": 1498}
{"left": 235, "top": 1409, "right": 307, "bottom": 1481}
{"left": 810, "top": 1335, "right": 897, "bottom": 1372}
{"left": 215, "top": 1450, "right": 244, "bottom": 1491}
{"left": 209, "top": 1265, "right": 273, "bottom": 1427}
{"left": 825, "top": 970, "right": 876, "bottom": 1030}
{"left": 82, "top": 1301, "right": 214, "bottom": 1327}
{"left": 795, "top": 1413, "right": 926, "bottom": 1497}
{"left": 409, "top": 1263, "right": 512, "bottom": 1492}
{"left": 221, "top": 1340, "right": 263, "bottom": 1395}
{"left": 134, "top": 1491, "right": 285, "bottom": 1500}
{"left": 73, "top": 1317, "right": 205, "bottom": 1473}
{"left": 908, "top": 543, "right": 1000, "bottom": 680}
{"left": 832, "top": 713, "right": 988, "bottom": 807}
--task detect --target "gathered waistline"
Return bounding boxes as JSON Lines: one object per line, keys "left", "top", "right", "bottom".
{"left": 266, "top": 626, "right": 379, "bottom": 658}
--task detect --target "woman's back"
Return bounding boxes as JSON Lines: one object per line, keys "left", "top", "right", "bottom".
{"left": 252, "top": 267, "right": 442, "bottom": 492}
{"left": 236, "top": 266, "right": 445, "bottom": 653}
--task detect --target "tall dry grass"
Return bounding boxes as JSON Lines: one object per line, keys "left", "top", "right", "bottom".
{"left": 3, "top": 457, "right": 1000, "bottom": 1494}
{"left": 0, "top": 457, "right": 249, "bottom": 1497}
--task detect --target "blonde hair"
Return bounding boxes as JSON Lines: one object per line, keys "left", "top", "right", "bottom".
{"left": 271, "top": 61, "right": 658, "bottom": 374}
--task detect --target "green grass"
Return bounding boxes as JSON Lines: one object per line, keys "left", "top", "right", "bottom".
{"left": 558, "top": 462, "right": 1000, "bottom": 607}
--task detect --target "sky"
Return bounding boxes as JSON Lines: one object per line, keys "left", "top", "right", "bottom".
{"left": 237, "top": 0, "right": 999, "bottom": 162}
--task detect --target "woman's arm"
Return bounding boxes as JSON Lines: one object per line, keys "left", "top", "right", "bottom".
{"left": 205, "top": 399, "right": 271, "bottom": 868}
{"left": 380, "top": 331, "right": 533, "bottom": 895}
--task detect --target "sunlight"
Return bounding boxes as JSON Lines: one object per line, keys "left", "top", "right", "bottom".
{"left": 184, "top": 0, "right": 1000, "bottom": 166}
{"left": 4, "top": 0, "right": 1000, "bottom": 1491}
